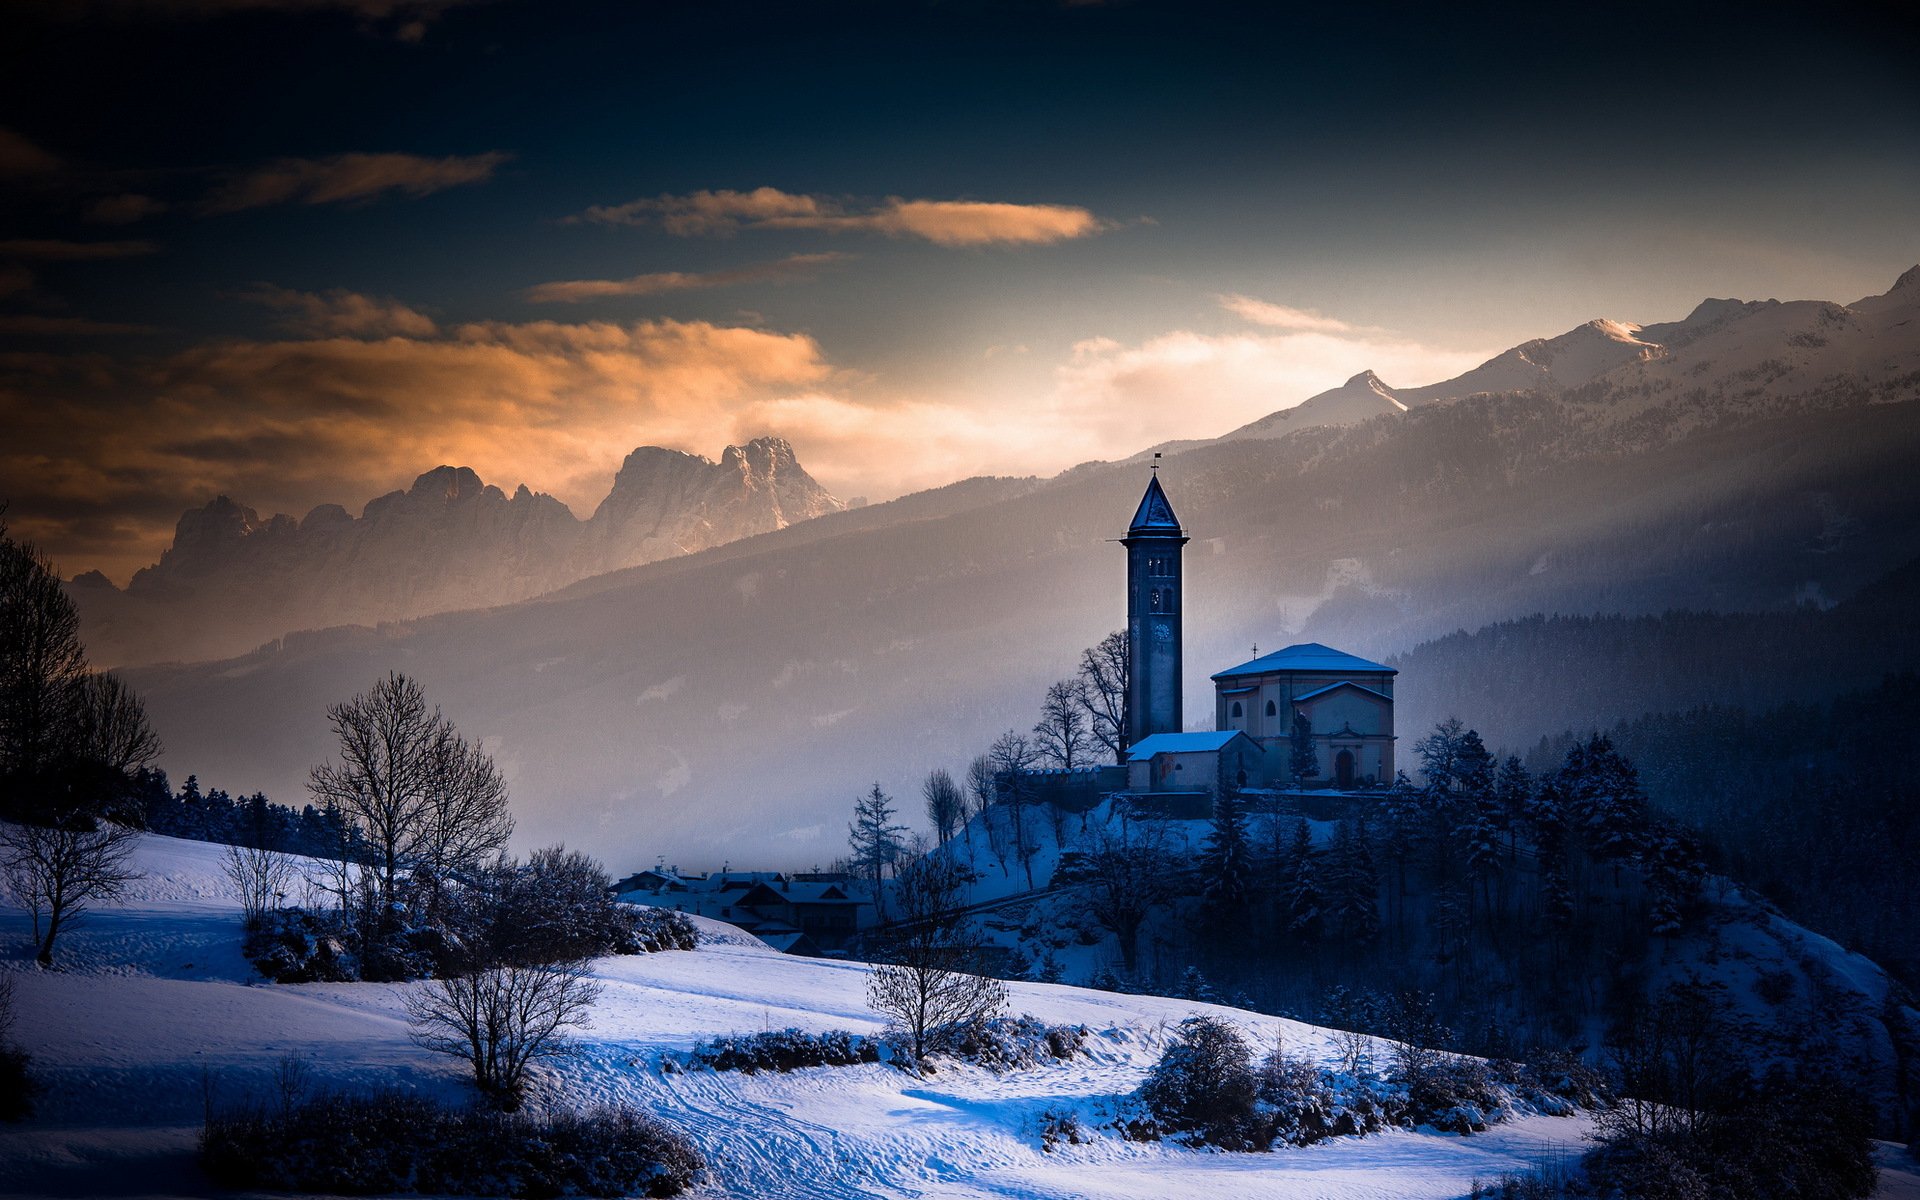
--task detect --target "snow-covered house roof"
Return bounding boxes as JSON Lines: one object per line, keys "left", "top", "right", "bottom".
{"left": 1211, "top": 642, "right": 1396, "bottom": 680}
{"left": 1127, "top": 730, "right": 1255, "bottom": 761}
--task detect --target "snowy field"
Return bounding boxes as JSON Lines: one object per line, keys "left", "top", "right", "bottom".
{"left": 0, "top": 830, "right": 1689, "bottom": 1199}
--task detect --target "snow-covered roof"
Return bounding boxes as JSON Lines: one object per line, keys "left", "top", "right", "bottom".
{"left": 738, "top": 880, "right": 861, "bottom": 906}
{"left": 1293, "top": 680, "right": 1393, "bottom": 705}
{"left": 1127, "top": 730, "right": 1252, "bottom": 760}
{"left": 1211, "top": 642, "right": 1395, "bottom": 680}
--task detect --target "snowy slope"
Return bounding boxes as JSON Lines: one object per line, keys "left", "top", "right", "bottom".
{"left": 1, "top": 831, "right": 1595, "bottom": 1200}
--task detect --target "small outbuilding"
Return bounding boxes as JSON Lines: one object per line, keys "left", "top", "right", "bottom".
{"left": 1125, "top": 729, "right": 1264, "bottom": 797}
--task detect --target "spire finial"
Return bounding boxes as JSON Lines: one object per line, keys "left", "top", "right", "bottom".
{"left": 1151, "top": 451, "right": 1161, "bottom": 472}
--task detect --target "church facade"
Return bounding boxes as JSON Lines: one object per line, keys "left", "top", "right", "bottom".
{"left": 1211, "top": 643, "right": 1396, "bottom": 789}
{"left": 1115, "top": 472, "right": 1395, "bottom": 798}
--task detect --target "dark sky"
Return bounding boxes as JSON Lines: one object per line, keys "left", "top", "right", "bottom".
{"left": 3, "top": 0, "right": 1916, "bottom": 579}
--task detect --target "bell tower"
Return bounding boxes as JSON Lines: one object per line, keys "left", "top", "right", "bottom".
{"left": 1123, "top": 469, "right": 1188, "bottom": 749}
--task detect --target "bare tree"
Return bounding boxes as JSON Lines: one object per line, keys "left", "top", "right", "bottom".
{"left": 221, "top": 840, "right": 294, "bottom": 927}
{"left": 416, "top": 728, "right": 513, "bottom": 915}
{"left": 1032, "top": 679, "right": 1089, "bottom": 769}
{"left": 308, "top": 672, "right": 512, "bottom": 915}
{"left": 965, "top": 754, "right": 997, "bottom": 866}
{"left": 406, "top": 959, "right": 600, "bottom": 1109}
{"left": 1078, "top": 815, "right": 1170, "bottom": 975}
{"left": 0, "top": 818, "right": 140, "bottom": 965}
{"left": 1077, "top": 630, "right": 1129, "bottom": 764}
{"left": 922, "top": 768, "right": 965, "bottom": 846}
{"left": 987, "top": 730, "right": 1042, "bottom": 889}
{"left": 865, "top": 854, "right": 1008, "bottom": 1061}
{"left": 72, "top": 673, "right": 161, "bottom": 780}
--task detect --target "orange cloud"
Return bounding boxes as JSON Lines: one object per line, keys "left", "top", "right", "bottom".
{"left": 577, "top": 187, "right": 1109, "bottom": 246}
{"left": 243, "top": 284, "right": 438, "bottom": 337}
{"left": 202, "top": 151, "right": 508, "bottom": 213}
{"left": 0, "top": 316, "right": 837, "bottom": 579}
{"left": 525, "top": 252, "right": 847, "bottom": 303}
{"left": 1217, "top": 294, "right": 1384, "bottom": 336}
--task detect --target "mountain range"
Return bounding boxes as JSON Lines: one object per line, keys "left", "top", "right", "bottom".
{"left": 109, "top": 268, "right": 1920, "bottom": 868}
{"left": 69, "top": 436, "right": 843, "bottom": 666}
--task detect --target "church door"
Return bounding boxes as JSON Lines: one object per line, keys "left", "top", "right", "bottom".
{"left": 1335, "top": 749, "right": 1356, "bottom": 790}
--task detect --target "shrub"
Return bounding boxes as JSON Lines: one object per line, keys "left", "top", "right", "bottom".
{"left": 1256, "top": 1045, "right": 1406, "bottom": 1145}
{"left": 202, "top": 1091, "right": 702, "bottom": 1198}
{"left": 1405, "top": 1053, "right": 1502, "bottom": 1133}
{"left": 243, "top": 908, "right": 357, "bottom": 983}
{"left": 1140, "top": 1015, "right": 1263, "bottom": 1149}
{"left": 1584, "top": 1072, "right": 1876, "bottom": 1200}
{"left": 942, "top": 1016, "right": 1088, "bottom": 1072}
{"left": 614, "top": 906, "right": 698, "bottom": 955}
{"left": 1495, "top": 1048, "right": 1609, "bottom": 1115}
{"left": 1037, "top": 1107, "right": 1086, "bottom": 1151}
{"left": 688, "top": 1028, "right": 879, "bottom": 1074}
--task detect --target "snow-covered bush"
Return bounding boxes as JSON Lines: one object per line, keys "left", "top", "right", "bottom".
{"left": 688, "top": 1028, "right": 879, "bottom": 1074}
{"left": 1255, "top": 1045, "right": 1406, "bottom": 1146}
{"left": 1404, "top": 1053, "right": 1501, "bottom": 1133}
{"left": 243, "top": 908, "right": 357, "bottom": 983}
{"left": 1037, "top": 1107, "right": 1086, "bottom": 1151}
{"left": 1495, "top": 1048, "right": 1609, "bottom": 1115}
{"left": 1139, "top": 1015, "right": 1263, "bottom": 1149}
{"left": 613, "top": 905, "right": 697, "bottom": 955}
{"left": 202, "top": 1091, "right": 702, "bottom": 1197}
{"left": 941, "top": 1015, "right": 1088, "bottom": 1072}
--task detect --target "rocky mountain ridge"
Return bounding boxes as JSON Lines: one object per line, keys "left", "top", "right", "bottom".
{"left": 121, "top": 270, "right": 1920, "bottom": 867}
{"left": 70, "top": 436, "right": 843, "bottom": 666}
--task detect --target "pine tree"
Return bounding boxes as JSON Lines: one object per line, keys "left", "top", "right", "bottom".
{"left": 847, "top": 783, "right": 908, "bottom": 922}
{"left": 1493, "top": 756, "right": 1532, "bottom": 862}
{"left": 1329, "top": 816, "right": 1380, "bottom": 945}
{"left": 1288, "top": 711, "right": 1318, "bottom": 785}
{"left": 1201, "top": 787, "right": 1252, "bottom": 921}
{"left": 1282, "top": 818, "right": 1321, "bottom": 943}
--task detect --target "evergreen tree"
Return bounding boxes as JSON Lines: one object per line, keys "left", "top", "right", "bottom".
{"left": 1281, "top": 818, "right": 1321, "bottom": 943}
{"left": 1200, "top": 787, "right": 1252, "bottom": 921}
{"left": 1287, "top": 711, "right": 1318, "bottom": 785}
{"left": 1493, "top": 755, "right": 1532, "bottom": 861}
{"left": 1326, "top": 816, "right": 1380, "bottom": 945}
{"left": 1563, "top": 734, "right": 1649, "bottom": 866}
{"left": 847, "top": 783, "right": 908, "bottom": 922}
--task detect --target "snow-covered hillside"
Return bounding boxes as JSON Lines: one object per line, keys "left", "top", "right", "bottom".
{"left": 1, "top": 831, "right": 1599, "bottom": 1200}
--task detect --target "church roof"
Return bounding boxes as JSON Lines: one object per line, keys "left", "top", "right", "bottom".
{"left": 1127, "top": 730, "right": 1253, "bottom": 760}
{"left": 1293, "top": 680, "right": 1394, "bottom": 704}
{"left": 1211, "top": 642, "right": 1396, "bottom": 680}
{"left": 1127, "top": 474, "right": 1183, "bottom": 535}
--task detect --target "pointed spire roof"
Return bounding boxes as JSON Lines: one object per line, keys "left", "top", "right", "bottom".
{"left": 1128, "top": 473, "right": 1183, "bottom": 535}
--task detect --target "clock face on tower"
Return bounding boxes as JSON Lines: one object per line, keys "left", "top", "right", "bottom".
{"left": 1152, "top": 622, "right": 1172, "bottom": 642}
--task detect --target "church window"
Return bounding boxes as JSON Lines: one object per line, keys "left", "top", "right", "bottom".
{"left": 1266, "top": 700, "right": 1277, "bottom": 717}
{"left": 1231, "top": 701, "right": 1243, "bottom": 718}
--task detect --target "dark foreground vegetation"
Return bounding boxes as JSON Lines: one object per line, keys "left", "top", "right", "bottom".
{"left": 201, "top": 1091, "right": 703, "bottom": 1198}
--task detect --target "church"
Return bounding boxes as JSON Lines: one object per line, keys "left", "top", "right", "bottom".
{"left": 1118, "top": 471, "right": 1396, "bottom": 800}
